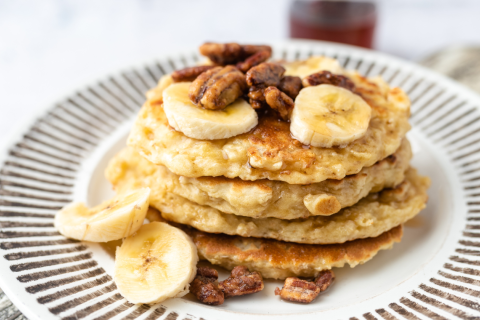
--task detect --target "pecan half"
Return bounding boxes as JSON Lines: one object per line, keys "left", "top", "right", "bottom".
{"left": 236, "top": 50, "right": 271, "bottom": 73}
{"left": 199, "top": 42, "right": 272, "bottom": 66}
{"left": 190, "top": 267, "right": 224, "bottom": 306}
{"left": 275, "top": 270, "right": 335, "bottom": 304}
{"left": 279, "top": 76, "right": 303, "bottom": 99}
{"left": 264, "top": 86, "right": 294, "bottom": 120}
{"left": 189, "top": 66, "right": 247, "bottom": 110}
{"left": 302, "top": 71, "right": 355, "bottom": 92}
{"left": 241, "top": 44, "right": 272, "bottom": 57}
{"left": 171, "top": 66, "right": 215, "bottom": 82}
{"left": 314, "top": 270, "right": 335, "bottom": 291}
{"left": 218, "top": 266, "right": 264, "bottom": 298}
{"left": 199, "top": 43, "right": 244, "bottom": 65}
{"left": 246, "top": 63, "right": 285, "bottom": 87}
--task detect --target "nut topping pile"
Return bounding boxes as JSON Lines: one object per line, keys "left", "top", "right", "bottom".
{"left": 168, "top": 42, "right": 359, "bottom": 125}
{"left": 161, "top": 42, "right": 370, "bottom": 147}
{"left": 171, "top": 42, "right": 304, "bottom": 120}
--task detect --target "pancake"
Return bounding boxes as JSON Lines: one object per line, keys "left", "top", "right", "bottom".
{"left": 127, "top": 70, "right": 411, "bottom": 184}
{"left": 128, "top": 168, "right": 430, "bottom": 244}
{"left": 146, "top": 209, "right": 403, "bottom": 280}
{"left": 106, "top": 139, "right": 411, "bottom": 219}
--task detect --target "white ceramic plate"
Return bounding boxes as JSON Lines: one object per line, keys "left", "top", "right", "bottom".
{"left": 1, "top": 40, "right": 480, "bottom": 320}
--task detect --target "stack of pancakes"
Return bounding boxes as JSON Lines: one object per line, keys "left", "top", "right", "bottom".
{"left": 105, "top": 57, "right": 430, "bottom": 280}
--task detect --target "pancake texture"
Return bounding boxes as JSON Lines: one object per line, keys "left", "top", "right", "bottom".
{"left": 118, "top": 168, "right": 429, "bottom": 244}
{"left": 146, "top": 209, "right": 403, "bottom": 279}
{"left": 127, "top": 71, "right": 411, "bottom": 184}
{"left": 106, "top": 139, "right": 411, "bottom": 219}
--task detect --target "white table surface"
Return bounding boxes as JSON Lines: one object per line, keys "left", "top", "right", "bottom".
{"left": 1, "top": 0, "right": 480, "bottom": 142}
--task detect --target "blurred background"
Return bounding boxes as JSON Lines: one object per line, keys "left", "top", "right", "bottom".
{"left": 1, "top": 0, "right": 480, "bottom": 140}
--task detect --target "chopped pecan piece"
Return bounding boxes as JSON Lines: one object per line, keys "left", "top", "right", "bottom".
{"left": 218, "top": 266, "right": 264, "bottom": 298}
{"left": 279, "top": 76, "right": 303, "bottom": 99}
{"left": 248, "top": 86, "right": 266, "bottom": 101}
{"left": 199, "top": 43, "right": 272, "bottom": 66}
{"left": 264, "top": 86, "right": 294, "bottom": 120}
{"left": 249, "top": 98, "right": 266, "bottom": 109}
{"left": 190, "top": 267, "right": 224, "bottom": 306}
{"left": 314, "top": 269, "right": 335, "bottom": 291}
{"left": 246, "top": 63, "right": 285, "bottom": 87}
{"left": 275, "top": 270, "right": 335, "bottom": 304}
{"left": 275, "top": 277, "right": 320, "bottom": 303}
{"left": 171, "top": 66, "right": 215, "bottom": 82}
{"left": 302, "top": 71, "right": 355, "bottom": 92}
{"left": 248, "top": 86, "right": 267, "bottom": 109}
{"left": 236, "top": 50, "right": 271, "bottom": 73}
{"left": 189, "top": 66, "right": 247, "bottom": 110}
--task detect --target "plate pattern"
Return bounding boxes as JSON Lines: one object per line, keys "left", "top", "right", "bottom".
{"left": 1, "top": 45, "right": 480, "bottom": 320}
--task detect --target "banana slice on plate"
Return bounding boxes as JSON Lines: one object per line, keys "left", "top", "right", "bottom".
{"left": 284, "top": 56, "right": 345, "bottom": 79}
{"left": 54, "top": 188, "right": 150, "bottom": 242}
{"left": 290, "top": 84, "right": 372, "bottom": 148}
{"left": 163, "top": 82, "right": 258, "bottom": 140}
{"left": 115, "top": 222, "right": 198, "bottom": 304}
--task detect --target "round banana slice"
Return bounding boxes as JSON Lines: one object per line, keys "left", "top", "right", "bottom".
{"left": 54, "top": 188, "right": 150, "bottom": 242}
{"left": 290, "top": 84, "right": 372, "bottom": 148}
{"left": 163, "top": 82, "right": 258, "bottom": 140}
{"left": 115, "top": 222, "right": 198, "bottom": 304}
{"left": 284, "top": 56, "right": 345, "bottom": 79}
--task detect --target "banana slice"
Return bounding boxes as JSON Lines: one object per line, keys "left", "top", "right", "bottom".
{"left": 284, "top": 56, "right": 345, "bottom": 79}
{"left": 54, "top": 188, "right": 150, "bottom": 242}
{"left": 290, "top": 84, "right": 371, "bottom": 148}
{"left": 163, "top": 82, "right": 258, "bottom": 140}
{"left": 115, "top": 222, "right": 198, "bottom": 304}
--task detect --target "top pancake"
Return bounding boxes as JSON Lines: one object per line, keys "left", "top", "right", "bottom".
{"left": 127, "top": 62, "right": 411, "bottom": 184}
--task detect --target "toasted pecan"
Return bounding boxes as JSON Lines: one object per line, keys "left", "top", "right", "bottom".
{"left": 218, "top": 266, "right": 264, "bottom": 298}
{"left": 189, "top": 66, "right": 247, "bottom": 110}
{"left": 248, "top": 86, "right": 266, "bottom": 101}
{"left": 314, "top": 270, "right": 335, "bottom": 291}
{"left": 279, "top": 76, "right": 303, "bottom": 99}
{"left": 241, "top": 44, "right": 272, "bottom": 57}
{"left": 199, "top": 43, "right": 244, "bottom": 65}
{"left": 199, "top": 42, "right": 272, "bottom": 66}
{"left": 275, "top": 270, "right": 335, "bottom": 304}
{"left": 171, "top": 66, "right": 215, "bottom": 82}
{"left": 264, "top": 86, "right": 294, "bottom": 120}
{"left": 246, "top": 62, "right": 285, "bottom": 87}
{"left": 302, "top": 71, "right": 355, "bottom": 92}
{"left": 237, "top": 50, "right": 271, "bottom": 73}
{"left": 249, "top": 98, "right": 266, "bottom": 109}
{"left": 274, "top": 277, "right": 320, "bottom": 303}
{"left": 190, "top": 267, "right": 224, "bottom": 306}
